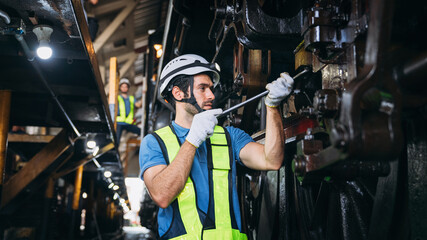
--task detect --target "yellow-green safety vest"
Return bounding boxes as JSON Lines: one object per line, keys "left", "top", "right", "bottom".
{"left": 116, "top": 95, "right": 135, "bottom": 124}
{"left": 153, "top": 125, "right": 248, "bottom": 240}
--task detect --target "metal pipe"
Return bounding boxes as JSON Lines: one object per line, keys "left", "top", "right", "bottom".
{"left": 218, "top": 90, "right": 269, "bottom": 118}
{"left": 0, "top": 9, "right": 11, "bottom": 24}
{"left": 217, "top": 69, "right": 309, "bottom": 118}
{"left": 260, "top": 95, "right": 267, "bottom": 130}
{"left": 152, "top": 0, "right": 174, "bottom": 113}
{"left": 15, "top": 34, "right": 35, "bottom": 61}
{"left": 393, "top": 50, "right": 427, "bottom": 88}
{"left": 15, "top": 32, "right": 80, "bottom": 136}
{"left": 32, "top": 59, "right": 82, "bottom": 137}
{"left": 0, "top": 90, "right": 11, "bottom": 186}
{"left": 174, "top": 17, "right": 190, "bottom": 56}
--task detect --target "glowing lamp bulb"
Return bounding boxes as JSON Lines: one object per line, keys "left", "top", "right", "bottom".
{"left": 86, "top": 140, "right": 97, "bottom": 149}
{"left": 36, "top": 45, "right": 52, "bottom": 59}
{"left": 33, "top": 25, "right": 54, "bottom": 60}
{"left": 104, "top": 171, "right": 112, "bottom": 178}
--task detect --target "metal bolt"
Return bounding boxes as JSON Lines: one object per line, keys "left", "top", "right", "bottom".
{"left": 294, "top": 156, "right": 307, "bottom": 177}
{"left": 304, "top": 128, "right": 314, "bottom": 140}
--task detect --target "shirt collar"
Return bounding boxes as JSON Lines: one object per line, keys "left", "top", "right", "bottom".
{"left": 171, "top": 121, "right": 190, "bottom": 138}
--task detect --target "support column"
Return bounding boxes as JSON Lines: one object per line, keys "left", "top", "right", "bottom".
{"left": 109, "top": 57, "right": 119, "bottom": 132}
{"left": 0, "top": 90, "right": 11, "bottom": 240}
{"left": 0, "top": 90, "right": 11, "bottom": 190}
{"left": 41, "top": 177, "right": 55, "bottom": 239}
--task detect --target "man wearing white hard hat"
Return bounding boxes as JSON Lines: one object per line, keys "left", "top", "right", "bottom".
{"left": 116, "top": 78, "right": 142, "bottom": 143}
{"left": 139, "top": 54, "right": 293, "bottom": 239}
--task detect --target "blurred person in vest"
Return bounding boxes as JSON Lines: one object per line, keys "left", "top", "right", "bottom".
{"left": 116, "top": 78, "right": 142, "bottom": 142}
{"left": 139, "top": 54, "right": 294, "bottom": 239}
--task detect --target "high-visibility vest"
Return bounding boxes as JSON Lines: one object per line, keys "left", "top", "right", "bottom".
{"left": 152, "top": 125, "right": 248, "bottom": 240}
{"left": 116, "top": 95, "right": 134, "bottom": 124}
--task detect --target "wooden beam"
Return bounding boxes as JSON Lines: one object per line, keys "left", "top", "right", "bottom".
{"left": 119, "top": 53, "right": 138, "bottom": 77}
{"left": 103, "top": 49, "right": 135, "bottom": 64}
{"left": 99, "top": 64, "right": 106, "bottom": 85}
{"left": 93, "top": 0, "right": 127, "bottom": 16}
{"left": 54, "top": 142, "right": 115, "bottom": 177}
{"left": 134, "top": 35, "right": 149, "bottom": 49}
{"left": 72, "top": 165, "right": 84, "bottom": 210}
{"left": 93, "top": 0, "right": 138, "bottom": 52}
{"left": 0, "top": 90, "right": 11, "bottom": 186}
{"left": 109, "top": 57, "right": 119, "bottom": 131}
{"left": 1, "top": 130, "right": 73, "bottom": 209}
{"left": 8, "top": 134, "right": 55, "bottom": 143}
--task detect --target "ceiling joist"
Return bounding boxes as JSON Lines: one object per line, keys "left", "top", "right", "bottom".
{"left": 93, "top": 0, "right": 138, "bottom": 53}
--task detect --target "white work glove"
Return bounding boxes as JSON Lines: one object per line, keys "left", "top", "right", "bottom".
{"left": 264, "top": 72, "right": 294, "bottom": 107}
{"left": 186, "top": 108, "right": 223, "bottom": 148}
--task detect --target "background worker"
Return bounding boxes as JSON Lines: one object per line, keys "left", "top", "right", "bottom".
{"left": 116, "top": 78, "right": 142, "bottom": 143}
{"left": 139, "top": 54, "right": 293, "bottom": 239}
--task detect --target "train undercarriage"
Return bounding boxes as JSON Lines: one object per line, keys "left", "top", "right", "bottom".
{"left": 145, "top": 0, "right": 427, "bottom": 239}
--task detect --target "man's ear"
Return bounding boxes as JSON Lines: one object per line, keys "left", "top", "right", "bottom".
{"left": 171, "top": 86, "right": 183, "bottom": 100}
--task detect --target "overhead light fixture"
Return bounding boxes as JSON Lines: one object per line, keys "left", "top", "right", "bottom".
{"left": 92, "top": 158, "right": 101, "bottom": 168}
{"left": 104, "top": 171, "right": 112, "bottom": 178}
{"left": 32, "top": 25, "right": 53, "bottom": 60}
{"left": 154, "top": 44, "right": 163, "bottom": 58}
{"left": 92, "top": 146, "right": 99, "bottom": 156}
{"left": 108, "top": 182, "right": 114, "bottom": 189}
{"left": 113, "top": 185, "right": 119, "bottom": 190}
{"left": 82, "top": 192, "right": 88, "bottom": 199}
{"left": 86, "top": 140, "right": 96, "bottom": 149}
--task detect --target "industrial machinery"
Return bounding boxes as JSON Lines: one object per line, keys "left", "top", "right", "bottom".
{"left": 0, "top": 0, "right": 129, "bottom": 239}
{"left": 145, "top": 0, "right": 427, "bottom": 239}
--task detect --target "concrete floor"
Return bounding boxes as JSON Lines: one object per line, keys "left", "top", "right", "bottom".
{"left": 123, "top": 226, "right": 155, "bottom": 240}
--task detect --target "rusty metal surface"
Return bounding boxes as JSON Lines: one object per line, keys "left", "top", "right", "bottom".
{"left": 233, "top": 44, "right": 270, "bottom": 133}
{"left": 209, "top": 0, "right": 303, "bottom": 51}
{"left": 313, "top": 89, "right": 341, "bottom": 118}
{"left": 332, "top": 0, "right": 403, "bottom": 159}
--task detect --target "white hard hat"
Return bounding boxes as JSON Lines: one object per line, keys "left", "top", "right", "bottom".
{"left": 119, "top": 78, "right": 130, "bottom": 87}
{"left": 159, "top": 54, "right": 220, "bottom": 98}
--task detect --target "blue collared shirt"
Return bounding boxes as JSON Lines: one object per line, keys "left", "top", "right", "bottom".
{"left": 139, "top": 121, "right": 254, "bottom": 236}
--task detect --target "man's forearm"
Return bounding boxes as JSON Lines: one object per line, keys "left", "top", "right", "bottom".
{"left": 150, "top": 141, "right": 196, "bottom": 207}
{"left": 264, "top": 106, "right": 285, "bottom": 169}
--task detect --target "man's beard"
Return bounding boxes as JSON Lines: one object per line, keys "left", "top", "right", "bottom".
{"left": 184, "top": 102, "right": 199, "bottom": 115}
{"left": 184, "top": 101, "right": 212, "bottom": 115}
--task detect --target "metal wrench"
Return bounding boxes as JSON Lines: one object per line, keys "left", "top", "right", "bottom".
{"left": 216, "top": 68, "right": 310, "bottom": 119}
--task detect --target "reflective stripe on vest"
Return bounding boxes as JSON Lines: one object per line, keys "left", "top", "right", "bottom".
{"left": 155, "top": 126, "right": 203, "bottom": 239}
{"left": 116, "top": 95, "right": 134, "bottom": 124}
{"left": 204, "top": 126, "right": 247, "bottom": 240}
{"left": 154, "top": 125, "right": 247, "bottom": 240}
